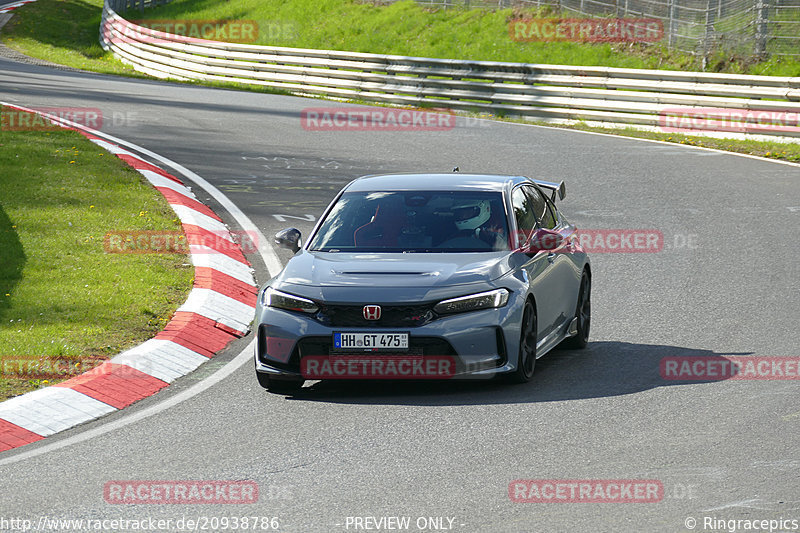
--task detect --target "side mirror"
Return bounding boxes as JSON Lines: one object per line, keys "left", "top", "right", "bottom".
{"left": 275, "top": 228, "right": 302, "bottom": 253}
{"left": 522, "top": 228, "right": 564, "bottom": 254}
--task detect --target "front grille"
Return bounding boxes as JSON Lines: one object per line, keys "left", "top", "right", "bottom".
{"left": 314, "top": 303, "right": 437, "bottom": 328}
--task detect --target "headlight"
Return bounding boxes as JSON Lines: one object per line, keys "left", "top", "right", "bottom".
{"left": 261, "top": 287, "right": 318, "bottom": 313}
{"left": 433, "top": 288, "right": 510, "bottom": 315}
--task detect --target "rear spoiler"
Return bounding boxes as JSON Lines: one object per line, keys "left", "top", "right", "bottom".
{"left": 531, "top": 179, "right": 566, "bottom": 202}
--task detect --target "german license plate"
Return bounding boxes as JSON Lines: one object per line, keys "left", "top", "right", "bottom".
{"left": 333, "top": 332, "right": 409, "bottom": 351}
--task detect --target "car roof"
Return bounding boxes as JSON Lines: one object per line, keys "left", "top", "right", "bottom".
{"left": 344, "top": 173, "right": 530, "bottom": 193}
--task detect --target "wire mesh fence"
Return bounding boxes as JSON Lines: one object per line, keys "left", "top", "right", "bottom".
{"left": 390, "top": 0, "right": 800, "bottom": 57}
{"left": 107, "top": 0, "right": 799, "bottom": 58}
{"left": 108, "top": 0, "right": 169, "bottom": 13}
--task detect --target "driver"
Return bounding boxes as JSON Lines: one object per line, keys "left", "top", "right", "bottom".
{"left": 451, "top": 199, "right": 506, "bottom": 249}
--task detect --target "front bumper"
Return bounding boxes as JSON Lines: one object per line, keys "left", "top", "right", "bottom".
{"left": 254, "top": 297, "right": 524, "bottom": 380}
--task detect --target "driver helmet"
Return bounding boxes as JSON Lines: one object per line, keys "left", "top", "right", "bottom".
{"left": 452, "top": 199, "right": 491, "bottom": 231}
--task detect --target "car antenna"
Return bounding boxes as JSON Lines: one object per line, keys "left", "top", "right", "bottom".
{"left": 452, "top": 166, "right": 459, "bottom": 172}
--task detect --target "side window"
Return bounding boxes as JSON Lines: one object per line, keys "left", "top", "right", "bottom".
{"left": 511, "top": 187, "right": 537, "bottom": 244}
{"left": 525, "top": 186, "right": 556, "bottom": 230}
{"left": 541, "top": 196, "right": 558, "bottom": 229}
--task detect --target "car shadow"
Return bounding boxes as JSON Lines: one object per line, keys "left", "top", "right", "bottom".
{"left": 281, "top": 341, "right": 753, "bottom": 406}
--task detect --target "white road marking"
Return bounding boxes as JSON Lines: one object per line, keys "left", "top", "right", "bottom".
{"left": 475, "top": 116, "right": 800, "bottom": 170}
{"left": 703, "top": 499, "right": 800, "bottom": 512}
{"left": 88, "top": 138, "right": 135, "bottom": 157}
{"left": 175, "top": 288, "right": 255, "bottom": 333}
{"left": 111, "top": 339, "right": 209, "bottom": 383}
{"left": 0, "top": 341, "right": 255, "bottom": 466}
{"left": 171, "top": 204, "right": 232, "bottom": 238}
{"left": 0, "top": 388, "right": 116, "bottom": 436}
{"left": 272, "top": 213, "right": 316, "bottom": 222}
{"left": 138, "top": 170, "right": 196, "bottom": 198}
{"left": 190, "top": 250, "right": 256, "bottom": 284}
{"left": 0, "top": 102, "right": 282, "bottom": 465}
{"left": 4, "top": 102, "right": 283, "bottom": 278}
{"left": 3, "top": 98, "right": 791, "bottom": 466}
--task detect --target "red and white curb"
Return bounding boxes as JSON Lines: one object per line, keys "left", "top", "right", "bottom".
{"left": 0, "top": 104, "right": 257, "bottom": 452}
{"left": 0, "top": 0, "right": 36, "bottom": 14}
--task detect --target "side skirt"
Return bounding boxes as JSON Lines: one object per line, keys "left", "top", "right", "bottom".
{"left": 535, "top": 316, "right": 575, "bottom": 359}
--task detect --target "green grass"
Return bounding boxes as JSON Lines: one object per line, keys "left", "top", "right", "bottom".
{"left": 2, "top": 0, "right": 799, "bottom": 76}
{"left": 0, "top": 1, "right": 795, "bottom": 404}
{"left": 0, "top": 0, "right": 141, "bottom": 75}
{"left": 1, "top": 0, "right": 797, "bottom": 170}
{"left": 131, "top": 0, "right": 799, "bottom": 75}
{"left": 527, "top": 120, "right": 800, "bottom": 162}
{"left": 0, "top": 109, "right": 193, "bottom": 401}
{"left": 2, "top": 0, "right": 797, "bottom": 158}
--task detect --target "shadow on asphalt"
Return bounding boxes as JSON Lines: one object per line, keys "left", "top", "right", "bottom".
{"left": 279, "top": 341, "right": 753, "bottom": 406}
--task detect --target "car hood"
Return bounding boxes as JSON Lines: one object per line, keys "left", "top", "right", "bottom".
{"left": 273, "top": 251, "right": 514, "bottom": 302}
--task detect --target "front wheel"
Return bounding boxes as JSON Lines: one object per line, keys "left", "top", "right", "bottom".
{"left": 561, "top": 271, "right": 590, "bottom": 349}
{"left": 508, "top": 300, "right": 537, "bottom": 383}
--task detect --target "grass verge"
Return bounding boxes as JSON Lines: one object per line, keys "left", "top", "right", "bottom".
{"left": 1, "top": 1, "right": 797, "bottom": 162}
{"left": 530, "top": 121, "right": 800, "bottom": 162}
{"left": 2, "top": 0, "right": 799, "bottom": 76}
{"left": 0, "top": 108, "right": 193, "bottom": 402}
{"left": 0, "top": 0, "right": 139, "bottom": 75}
{"left": 125, "top": 0, "right": 799, "bottom": 75}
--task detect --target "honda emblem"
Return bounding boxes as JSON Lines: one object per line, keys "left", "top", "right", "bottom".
{"left": 363, "top": 305, "right": 381, "bottom": 320}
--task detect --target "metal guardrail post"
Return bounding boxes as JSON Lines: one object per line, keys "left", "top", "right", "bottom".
{"left": 667, "top": 0, "right": 677, "bottom": 48}
{"left": 702, "top": 0, "right": 716, "bottom": 69}
{"left": 754, "top": 0, "right": 769, "bottom": 57}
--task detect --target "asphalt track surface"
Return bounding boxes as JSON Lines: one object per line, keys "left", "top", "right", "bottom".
{"left": 0, "top": 53, "right": 798, "bottom": 533}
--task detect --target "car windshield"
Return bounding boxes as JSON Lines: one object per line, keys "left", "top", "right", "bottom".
{"left": 308, "top": 191, "right": 510, "bottom": 253}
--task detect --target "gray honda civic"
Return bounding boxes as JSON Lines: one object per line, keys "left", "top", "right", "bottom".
{"left": 254, "top": 173, "right": 591, "bottom": 393}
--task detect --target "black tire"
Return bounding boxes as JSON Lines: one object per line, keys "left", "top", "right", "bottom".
{"left": 508, "top": 300, "right": 537, "bottom": 383}
{"left": 256, "top": 372, "right": 304, "bottom": 394}
{"left": 561, "top": 271, "right": 590, "bottom": 349}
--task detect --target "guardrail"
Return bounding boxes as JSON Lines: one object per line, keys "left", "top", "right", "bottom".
{"left": 99, "top": 1, "right": 800, "bottom": 139}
